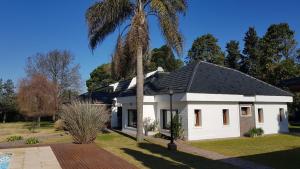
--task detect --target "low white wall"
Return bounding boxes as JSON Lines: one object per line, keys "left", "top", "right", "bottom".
{"left": 254, "top": 103, "right": 289, "bottom": 134}
{"left": 186, "top": 102, "right": 241, "bottom": 140}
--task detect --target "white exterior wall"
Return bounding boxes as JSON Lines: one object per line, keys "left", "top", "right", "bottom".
{"left": 254, "top": 103, "right": 289, "bottom": 134}
{"left": 122, "top": 102, "right": 156, "bottom": 134}
{"left": 154, "top": 100, "right": 188, "bottom": 138}
{"left": 118, "top": 93, "right": 292, "bottom": 140}
{"left": 187, "top": 102, "right": 241, "bottom": 140}
{"left": 111, "top": 105, "right": 118, "bottom": 128}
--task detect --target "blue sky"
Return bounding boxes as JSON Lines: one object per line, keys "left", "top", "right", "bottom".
{"left": 0, "top": 0, "right": 299, "bottom": 92}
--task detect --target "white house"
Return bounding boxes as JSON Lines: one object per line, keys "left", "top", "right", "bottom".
{"left": 114, "top": 61, "right": 293, "bottom": 140}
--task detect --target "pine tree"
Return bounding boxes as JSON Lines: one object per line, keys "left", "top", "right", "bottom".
{"left": 187, "top": 34, "right": 225, "bottom": 65}
{"left": 225, "top": 40, "right": 241, "bottom": 69}
{"left": 242, "top": 27, "right": 261, "bottom": 76}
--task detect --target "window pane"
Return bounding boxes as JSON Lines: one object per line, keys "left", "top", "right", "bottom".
{"left": 258, "top": 108, "right": 264, "bottom": 123}
{"left": 128, "top": 109, "right": 137, "bottom": 127}
{"left": 223, "top": 109, "right": 229, "bottom": 125}
{"left": 241, "top": 107, "right": 251, "bottom": 116}
{"left": 161, "top": 109, "right": 178, "bottom": 129}
{"left": 194, "top": 110, "right": 201, "bottom": 126}
{"left": 279, "top": 108, "right": 284, "bottom": 122}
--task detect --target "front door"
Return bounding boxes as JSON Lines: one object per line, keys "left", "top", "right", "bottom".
{"left": 239, "top": 104, "right": 255, "bottom": 136}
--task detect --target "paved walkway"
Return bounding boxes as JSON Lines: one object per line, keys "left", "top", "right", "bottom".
{"left": 0, "top": 146, "right": 61, "bottom": 169}
{"left": 1, "top": 142, "right": 138, "bottom": 169}
{"left": 51, "top": 143, "right": 138, "bottom": 169}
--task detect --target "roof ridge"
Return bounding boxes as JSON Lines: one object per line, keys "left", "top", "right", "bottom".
{"left": 186, "top": 61, "right": 201, "bottom": 92}
{"left": 199, "top": 61, "right": 293, "bottom": 96}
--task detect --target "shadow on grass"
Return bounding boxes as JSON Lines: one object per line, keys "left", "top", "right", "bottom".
{"left": 240, "top": 147, "right": 300, "bottom": 169}
{"left": 122, "top": 143, "right": 236, "bottom": 169}
{"left": 112, "top": 129, "right": 136, "bottom": 141}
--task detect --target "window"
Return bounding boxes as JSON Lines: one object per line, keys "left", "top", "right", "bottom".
{"left": 128, "top": 109, "right": 137, "bottom": 128}
{"left": 223, "top": 109, "right": 229, "bottom": 125}
{"left": 161, "top": 109, "right": 178, "bottom": 129}
{"left": 194, "top": 110, "right": 202, "bottom": 127}
{"left": 258, "top": 108, "right": 264, "bottom": 123}
{"left": 241, "top": 107, "right": 251, "bottom": 116}
{"left": 279, "top": 108, "right": 284, "bottom": 122}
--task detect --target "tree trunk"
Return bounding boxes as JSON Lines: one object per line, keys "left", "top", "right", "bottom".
{"left": 31, "top": 119, "right": 35, "bottom": 133}
{"left": 136, "top": 45, "right": 144, "bottom": 142}
{"left": 37, "top": 116, "right": 41, "bottom": 128}
{"left": 2, "top": 112, "right": 6, "bottom": 124}
{"left": 52, "top": 114, "right": 56, "bottom": 122}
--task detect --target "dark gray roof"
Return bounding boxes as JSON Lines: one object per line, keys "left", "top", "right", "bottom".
{"left": 79, "top": 91, "right": 115, "bottom": 104}
{"left": 80, "top": 78, "right": 133, "bottom": 103}
{"left": 119, "top": 61, "right": 292, "bottom": 97}
{"left": 115, "top": 79, "right": 131, "bottom": 92}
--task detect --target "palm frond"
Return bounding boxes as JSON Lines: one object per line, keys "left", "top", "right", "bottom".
{"left": 111, "top": 35, "right": 124, "bottom": 80}
{"left": 86, "top": 0, "right": 134, "bottom": 50}
{"left": 150, "top": 0, "right": 186, "bottom": 55}
{"left": 125, "top": 10, "right": 149, "bottom": 56}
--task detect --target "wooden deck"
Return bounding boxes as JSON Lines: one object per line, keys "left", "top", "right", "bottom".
{"left": 51, "top": 143, "right": 138, "bottom": 169}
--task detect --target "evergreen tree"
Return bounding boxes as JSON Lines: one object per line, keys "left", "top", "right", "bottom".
{"left": 225, "top": 40, "right": 241, "bottom": 69}
{"left": 86, "top": 63, "right": 116, "bottom": 92}
{"left": 187, "top": 34, "right": 225, "bottom": 65}
{"left": 261, "top": 23, "right": 299, "bottom": 84}
{"left": 146, "top": 45, "right": 183, "bottom": 72}
{"left": 242, "top": 27, "right": 261, "bottom": 76}
{"left": 1, "top": 79, "right": 17, "bottom": 123}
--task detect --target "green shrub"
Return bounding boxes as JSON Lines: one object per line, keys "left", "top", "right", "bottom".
{"left": 246, "top": 128, "right": 264, "bottom": 137}
{"left": 25, "top": 137, "right": 39, "bottom": 144}
{"left": 172, "top": 114, "right": 184, "bottom": 140}
{"left": 60, "top": 101, "right": 109, "bottom": 144}
{"left": 6, "top": 136, "right": 23, "bottom": 142}
{"left": 54, "top": 119, "right": 65, "bottom": 131}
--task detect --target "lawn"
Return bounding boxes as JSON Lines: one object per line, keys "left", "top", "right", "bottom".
{"left": 189, "top": 134, "right": 300, "bottom": 169}
{"left": 95, "top": 131, "right": 238, "bottom": 169}
{"left": 0, "top": 122, "right": 72, "bottom": 144}
{"left": 289, "top": 124, "right": 300, "bottom": 133}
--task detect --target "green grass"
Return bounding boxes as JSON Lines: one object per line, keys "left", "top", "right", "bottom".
{"left": 95, "top": 132, "right": 238, "bottom": 169}
{"left": 289, "top": 125, "right": 300, "bottom": 133}
{"left": 189, "top": 134, "right": 300, "bottom": 169}
{"left": 0, "top": 122, "right": 70, "bottom": 144}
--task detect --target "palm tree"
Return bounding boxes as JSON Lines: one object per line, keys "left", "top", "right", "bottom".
{"left": 86, "top": 0, "right": 187, "bottom": 142}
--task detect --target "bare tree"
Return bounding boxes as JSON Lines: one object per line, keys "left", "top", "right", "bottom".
{"left": 17, "top": 74, "right": 58, "bottom": 130}
{"left": 26, "top": 50, "right": 81, "bottom": 120}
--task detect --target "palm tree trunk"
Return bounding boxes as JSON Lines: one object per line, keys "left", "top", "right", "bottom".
{"left": 136, "top": 45, "right": 144, "bottom": 142}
